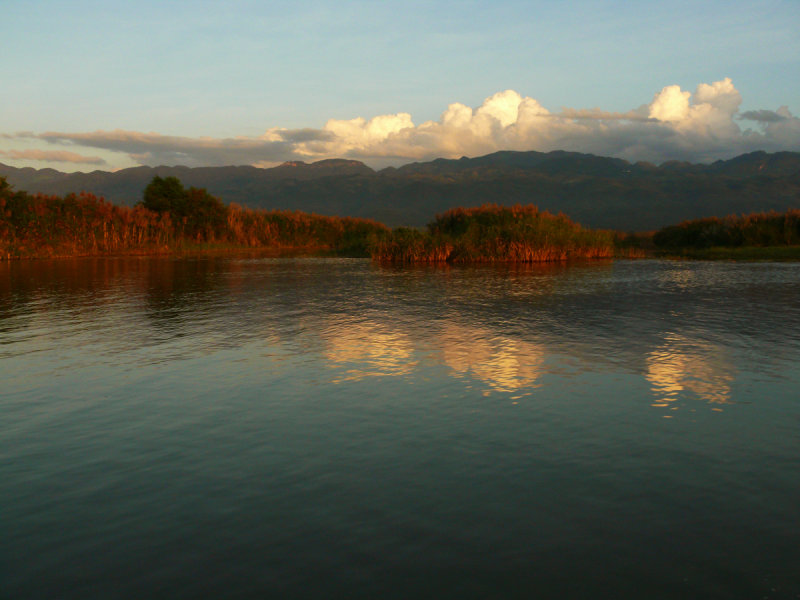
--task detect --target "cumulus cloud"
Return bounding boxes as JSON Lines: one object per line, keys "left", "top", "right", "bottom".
{"left": 648, "top": 85, "right": 692, "bottom": 122}
{"left": 7, "top": 78, "right": 800, "bottom": 169}
{"left": 290, "top": 77, "right": 797, "bottom": 164}
{"left": 557, "top": 108, "right": 652, "bottom": 121}
{"left": 0, "top": 149, "right": 106, "bottom": 165}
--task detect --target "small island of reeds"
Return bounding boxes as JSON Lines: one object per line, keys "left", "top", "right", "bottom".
{"left": 370, "top": 204, "right": 616, "bottom": 262}
{"left": 652, "top": 210, "right": 800, "bottom": 260}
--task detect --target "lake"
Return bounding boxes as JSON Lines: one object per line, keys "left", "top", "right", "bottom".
{"left": 1, "top": 256, "right": 799, "bottom": 599}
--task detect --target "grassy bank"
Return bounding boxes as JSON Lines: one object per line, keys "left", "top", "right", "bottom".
{"left": 656, "top": 245, "right": 800, "bottom": 260}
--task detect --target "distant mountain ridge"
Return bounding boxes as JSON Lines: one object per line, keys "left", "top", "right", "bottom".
{"left": 2, "top": 150, "right": 799, "bottom": 231}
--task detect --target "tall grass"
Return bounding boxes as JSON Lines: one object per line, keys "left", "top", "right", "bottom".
{"left": 0, "top": 177, "right": 388, "bottom": 259}
{"left": 653, "top": 210, "right": 800, "bottom": 249}
{"left": 371, "top": 204, "right": 615, "bottom": 263}
{"left": 225, "top": 204, "right": 388, "bottom": 254}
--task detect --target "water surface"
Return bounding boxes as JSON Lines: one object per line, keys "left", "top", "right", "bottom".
{"left": 2, "top": 257, "right": 799, "bottom": 599}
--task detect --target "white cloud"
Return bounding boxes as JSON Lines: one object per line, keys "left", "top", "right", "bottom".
{"left": 289, "top": 77, "right": 798, "bottom": 164}
{"left": 476, "top": 89, "right": 529, "bottom": 127}
{"left": 648, "top": 85, "right": 691, "bottom": 122}
{"left": 695, "top": 77, "right": 742, "bottom": 113}
{"left": 6, "top": 78, "right": 800, "bottom": 169}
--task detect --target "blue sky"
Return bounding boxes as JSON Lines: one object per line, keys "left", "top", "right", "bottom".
{"left": 2, "top": 0, "right": 799, "bottom": 171}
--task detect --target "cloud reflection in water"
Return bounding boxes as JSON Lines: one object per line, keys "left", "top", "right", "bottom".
{"left": 320, "top": 316, "right": 546, "bottom": 395}
{"left": 323, "top": 319, "right": 416, "bottom": 382}
{"left": 645, "top": 333, "right": 735, "bottom": 413}
{"left": 439, "top": 324, "right": 545, "bottom": 395}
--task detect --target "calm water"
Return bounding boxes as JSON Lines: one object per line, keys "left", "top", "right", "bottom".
{"left": 1, "top": 257, "right": 799, "bottom": 599}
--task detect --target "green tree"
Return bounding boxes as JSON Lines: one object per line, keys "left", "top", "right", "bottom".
{"left": 140, "top": 176, "right": 187, "bottom": 213}
{"left": 140, "top": 176, "right": 228, "bottom": 239}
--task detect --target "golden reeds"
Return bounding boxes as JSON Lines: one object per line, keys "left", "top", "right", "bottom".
{"left": 371, "top": 203, "right": 615, "bottom": 263}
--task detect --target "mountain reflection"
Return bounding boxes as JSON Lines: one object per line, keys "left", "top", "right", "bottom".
{"left": 323, "top": 319, "right": 416, "bottom": 381}
{"left": 439, "top": 324, "right": 545, "bottom": 393}
{"left": 645, "top": 333, "right": 735, "bottom": 410}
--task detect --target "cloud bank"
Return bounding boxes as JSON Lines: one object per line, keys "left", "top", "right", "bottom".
{"left": 0, "top": 149, "right": 106, "bottom": 165}
{"left": 7, "top": 78, "right": 800, "bottom": 169}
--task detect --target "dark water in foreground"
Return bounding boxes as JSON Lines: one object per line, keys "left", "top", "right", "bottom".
{"left": 1, "top": 257, "right": 799, "bottom": 599}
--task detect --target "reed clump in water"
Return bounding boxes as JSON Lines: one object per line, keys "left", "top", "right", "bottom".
{"left": 371, "top": 203, "right": 615, "bottom": 263}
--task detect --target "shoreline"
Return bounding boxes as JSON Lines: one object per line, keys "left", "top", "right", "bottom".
{"left": 4, "top": 245, "right": 800, "bottom": 262}
{"left": 3, "top": 177, "right": 798, "bottom": 264}
{"left": 653, "top": 246, "right": 800, "bottom": 261}
{"left": 0, "top": 243, "right": 350, "bottom": 262}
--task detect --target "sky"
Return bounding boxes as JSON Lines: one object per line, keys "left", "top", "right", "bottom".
{"left": 2, "top": 0, "right": 799, "bottom": 172}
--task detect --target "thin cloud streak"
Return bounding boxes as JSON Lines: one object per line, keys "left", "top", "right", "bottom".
{"left": 0, "top": 149, "right": 106, "bottom": 165}
{"left": 33, "top": 130, "right": 315, "bottom": 168}
{"left": 739, "top": 109, "right": 789, "bottom": 123}
{"left": 9, "top": 78, "right": 800, "bottom": 170}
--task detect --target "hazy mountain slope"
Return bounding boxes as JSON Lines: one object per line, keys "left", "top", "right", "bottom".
{"left": 2, "top": 150, "right": 798, "bottom": 231}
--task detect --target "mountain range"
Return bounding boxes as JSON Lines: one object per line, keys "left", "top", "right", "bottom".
{"left": 2, "top": 150, "right": 799, "bottom": 231}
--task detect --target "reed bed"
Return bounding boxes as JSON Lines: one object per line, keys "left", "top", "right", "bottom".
{"left": 0, "top": 177, "right": 388, "bottom": 259}
{"left": 653, "top": 210, "right": 800, "bottom": 249}
{"left": 371, "top": 204, "right": 615, "bottom": 263}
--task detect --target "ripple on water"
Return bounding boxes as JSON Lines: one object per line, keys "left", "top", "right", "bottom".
{"left": 1, "top": 257, "right": 799, "bottom": 598}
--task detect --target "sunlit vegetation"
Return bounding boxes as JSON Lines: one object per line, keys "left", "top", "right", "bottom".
{"left": 653, "top": 210, "right": 800, "bottom": 257}
{"left": 370, "top": 204, "right": 615, "bottom": 263}
{"left": 225, "top": 204, "right": 388, "bottom": 255}
{"left": 5, "top": 174, "right": 797, "bottom": 262}
{"left": 139, "top": 176, "right": 228, "bottom": 238}
{"left": 0, "top": 176, "right": 388, "bottom": 259}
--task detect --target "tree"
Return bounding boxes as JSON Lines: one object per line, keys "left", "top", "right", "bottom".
{"left": 140, "top": 176, "right": 228, "bottom": 239}
{"left": 140, "top": 176, "right": 187, "bottom": 213}
{"left": 183, "top": 186, "right": 228, "bottom": 234}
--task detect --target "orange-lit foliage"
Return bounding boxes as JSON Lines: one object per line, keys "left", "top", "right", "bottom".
{"left": 1, "top": 184, "right": 174, "bottom": 259}
{"left": 226, "top": 204, "right": 388, "bottom": 254}
{"left": 0, "top": 177, "right": 388, "bottom": 259}
{"left": 372, "top": 203, "right": 614, "bottom": 263}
